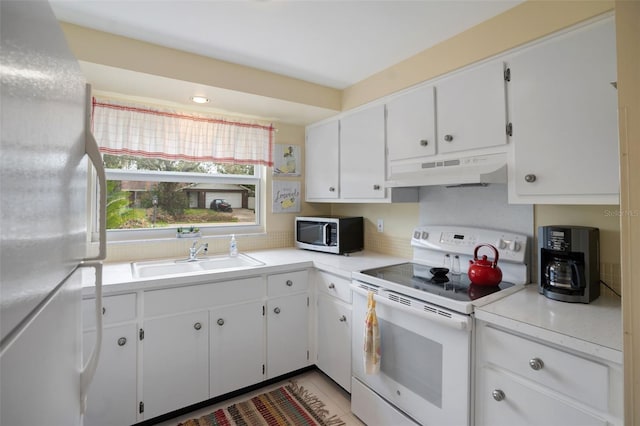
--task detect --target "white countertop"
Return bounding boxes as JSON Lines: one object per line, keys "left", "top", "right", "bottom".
{"left": 475, "top": 284, "right": 623, "bottom": 363}
{"left": 83, "top": 248, "right": 408, "bottom": 296}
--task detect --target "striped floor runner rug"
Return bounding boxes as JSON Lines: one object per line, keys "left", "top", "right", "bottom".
{"left": 178, "top": 382, "right": 346, "bottom": 426}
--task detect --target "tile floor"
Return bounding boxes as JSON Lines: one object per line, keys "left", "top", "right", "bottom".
{"left": 154, "top": 370, "right": 365, "bottom": 426}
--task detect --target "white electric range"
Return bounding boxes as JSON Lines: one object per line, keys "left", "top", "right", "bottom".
{"left": 350, "top": 225, "right": 529, "bottom": 426}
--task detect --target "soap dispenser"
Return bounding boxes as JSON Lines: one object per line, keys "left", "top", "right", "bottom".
{"left": 229, "top": 234, "right": 238, "bottom": 257}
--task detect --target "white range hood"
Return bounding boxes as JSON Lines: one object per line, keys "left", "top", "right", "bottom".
{"left": 386, "top": 153, "right": 507, "bottom": 187}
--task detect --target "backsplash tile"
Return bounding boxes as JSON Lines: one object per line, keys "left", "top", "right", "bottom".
{"left": 106, "top": 231, "right": 295, "bottom": 263}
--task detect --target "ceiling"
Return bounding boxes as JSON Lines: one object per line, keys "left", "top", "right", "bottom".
{"left": 51, "top": 0, "right": 523, "bottom": 125}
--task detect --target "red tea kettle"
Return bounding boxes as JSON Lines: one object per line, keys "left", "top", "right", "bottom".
{"left": 468, "top": 244, "right": 502, "bottom": 286}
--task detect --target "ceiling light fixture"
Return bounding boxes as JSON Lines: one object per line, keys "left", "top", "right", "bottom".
{"left": 190, "top": 96, "right": 210, "bottom": 104}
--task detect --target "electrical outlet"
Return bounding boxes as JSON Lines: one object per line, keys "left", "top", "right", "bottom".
{"left": 377, "top": 219, "right": 384, "bottom": 233}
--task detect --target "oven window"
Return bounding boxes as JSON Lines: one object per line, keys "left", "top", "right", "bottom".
{"left": 379, "top": 318, "right": 443, "bottom": 408}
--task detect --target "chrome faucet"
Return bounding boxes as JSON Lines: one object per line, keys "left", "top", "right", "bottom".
{"left": 188, "top": 241, "right": 208, "bottom": 261}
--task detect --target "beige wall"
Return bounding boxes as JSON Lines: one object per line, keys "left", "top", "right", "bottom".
{"left": 614, "top": 1, "right": 640, "bottom": 423}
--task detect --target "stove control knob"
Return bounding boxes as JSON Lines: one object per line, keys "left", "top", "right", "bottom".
{"left": 497, "top": 239, "right": 507, "bottom": 249}
{"left": 509, "top": 241, "right": 520, "bottom": 252}
{"left": 421, "top": 231, "right": 429, "bottom": 240}
{"left": 414, "top": 231, "right": 421, "bottom": 239}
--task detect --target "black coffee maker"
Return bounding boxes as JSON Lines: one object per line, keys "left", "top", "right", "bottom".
{"left": 538, "top": 225, "right": 599, "bottom": 303}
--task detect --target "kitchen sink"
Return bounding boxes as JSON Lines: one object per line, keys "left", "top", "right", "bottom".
{"left": 131, "top": 253, "right": 264, "bottom": 279}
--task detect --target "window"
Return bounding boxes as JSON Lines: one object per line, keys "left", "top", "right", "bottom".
{"left": 104, "top": 155, "right": 262, "bottom": 239}
{"left": 91, "top": 97, "right": 273, "bottom": 241}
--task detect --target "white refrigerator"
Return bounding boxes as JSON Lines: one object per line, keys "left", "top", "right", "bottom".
{"left": 0, "top": 1, "right": 106, "bottom": 425}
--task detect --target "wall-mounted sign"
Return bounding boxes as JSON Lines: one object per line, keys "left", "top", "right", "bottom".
{"left": 273, "top": 144, "right": 300, "bottom": 176}
{"left": 272, "top": 181, "right": 300, "bottom": 213}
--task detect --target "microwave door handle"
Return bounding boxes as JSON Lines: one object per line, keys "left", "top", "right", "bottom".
{"left": 323, "top": 223, "right": 330, "bottom": 246}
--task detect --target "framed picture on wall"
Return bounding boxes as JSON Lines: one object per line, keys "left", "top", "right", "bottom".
{"left": 272, "top": 181, "right": 300, "bottom": 213}
{"left": 273, "top": 144, "right": 300, "bottom": 176}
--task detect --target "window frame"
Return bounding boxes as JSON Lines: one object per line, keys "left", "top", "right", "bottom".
{"left": 94, "top": 165, "right": 266, "bottom": 243}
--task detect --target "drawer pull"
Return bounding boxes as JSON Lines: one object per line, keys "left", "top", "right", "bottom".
{"left": 286, "top": 280, "right": 293, "bottom": 287}
{"left": 217, "top": 318, "right": 225, "bottom": 326}
{"left": 492, "top": 389, "right": 505, "bottom": 402}
{"left": 194, "top": 322, "right": 202, "bottom": 331}
{"left": 274, "top": 307, "right": 281, "bottom": 314}
{"left": 529, "top": 357, "right": 544, "bottom": 371}
{"left": 102, "top": 307, "right": 106, "bottom": 315}
{"left": 328, "top": 283, "right": 336, "bottom": 289}
{"left": 117, "top": 337, "right": 127, "bottom": 347}
{"left": 339, "top": 315, "right": 347, "bottom": 322}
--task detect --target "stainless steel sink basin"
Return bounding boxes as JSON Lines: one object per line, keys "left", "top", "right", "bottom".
{"left": 131, "top": 253, "right": 264, "bottom": 279}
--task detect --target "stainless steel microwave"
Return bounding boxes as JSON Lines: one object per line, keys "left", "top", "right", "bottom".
{"left": 295, "top": 216, "right": 363, "bottom": 255}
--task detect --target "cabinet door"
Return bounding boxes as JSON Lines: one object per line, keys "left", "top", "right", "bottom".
{"left": 142, "top": 311, "right": 209, "bottom": 419}
{"left": 267, "top": 294, "right": 309, "bottom": 378}
{"left": 210, "top": 301, "right": 264, "bottom": 397}
{"left": 316, "top": 295, "right": 351, "bottom": 391}
{"left": 83, "top": 324, "right": 138, "bottom": 426}
{"left": 305, "top": 120, "right": 340, "bottom": 200}
{"left": 436, "top": 60, "right": 508, "bottom": 154}
{"left": 339, "top": 104, "right": 387, "bottom": 199}
{"left": 386, "top": 85, "right": 437, "bottom": 161}
{"left": 509, "top": 18, "right": 618, "bottom": 199}
{"left": 476, "top": 367, "right": 606, "bottom": 426}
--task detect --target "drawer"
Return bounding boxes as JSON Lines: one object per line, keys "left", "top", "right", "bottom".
{"left": 315, "top": 270, "right": 352, "bottom": 303}
{"left": 145, "top": 277, "right": 264, "bottom": 317}
{"left": 482, "top": 325, "right": 608, "bottom": 411}
{"left": 82, "top": 293, "right": 137, "bottom": 329}
{"left": 477, "top": 366, "right": 606, "bottom": 426}
{"left": 267, "top": 270, "right": 308, "bottom": 297}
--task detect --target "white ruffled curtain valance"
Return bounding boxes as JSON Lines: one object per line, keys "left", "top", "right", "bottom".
{"left": 91, "top": 98, "right": 274, "bottom": 166}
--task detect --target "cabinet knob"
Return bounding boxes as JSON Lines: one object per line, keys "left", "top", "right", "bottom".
{"left": 444, "top": 134, "right": 454, "bottom": 142}
{"left": 274, "top": 307, "right": 281, "bottom": 314}
{"left": 117, "top": 337, "right": 127, "bottom": 347}
{"left": 217, "top": 318, "right": 225, "bottom": 326}
{"left": 524, "top": 174, "right": 537, "bottom": 183}
{"left": 529, "top": 357, "right": 544, "bottom": 370}
{"left": 102, "top": 307, "right": 106, "bottom": 315}
{"left": 328, "top": 283, "right": 335, "bottom": 289}
{"left": 492, "top": 389, "right": 506, "bottom": 402}
{"left": 329, "top": 187, "right": 335, "bottom": 192}
{"left": 194, "top": 322, "right": 202, "bottom": 331}
{"left": 373, "top": 184, "right": 381, "bottom": 190}
{"left": 339, "top": 315, "right": 347, "bottom": 322}
{"left": 420, "top": 139, "right": 429, "bottom": 147}
{"left": 286, "top": 280, "right": 293, "bottom": 287}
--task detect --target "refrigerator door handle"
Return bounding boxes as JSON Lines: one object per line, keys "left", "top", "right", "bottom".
{"left": 83, "top": 84, "right": 106, "bottom": 262}
{"left": 79, "top": 262, "right": 103, "bottom": 414}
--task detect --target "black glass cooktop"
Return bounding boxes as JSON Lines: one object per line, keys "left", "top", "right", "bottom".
{"left": 360, "top": 262, "right": 516, "bottom": 302}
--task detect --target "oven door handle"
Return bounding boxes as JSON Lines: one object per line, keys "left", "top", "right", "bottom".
{"left": 351, "top": 285, "right": 471, "bottom": 331}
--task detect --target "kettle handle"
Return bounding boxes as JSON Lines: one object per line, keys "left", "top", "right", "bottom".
{"left": 474, "top": 244, "right": 499, "bottom": 267}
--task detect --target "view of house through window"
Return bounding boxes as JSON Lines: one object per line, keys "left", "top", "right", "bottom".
{"left": 104, "top": 154, "right": 259, "bottom": 231}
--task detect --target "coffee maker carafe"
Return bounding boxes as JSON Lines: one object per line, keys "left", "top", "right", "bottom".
{"left": 538, "top": 226, "right": 599, "bottom": 303}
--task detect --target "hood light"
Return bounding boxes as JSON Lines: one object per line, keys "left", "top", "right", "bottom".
{"left": 190, "top": 96, "right": 210, "bottom": 104}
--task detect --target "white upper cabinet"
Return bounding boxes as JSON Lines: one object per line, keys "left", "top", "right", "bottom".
{"left": 386, "top": 85, "right": 436, "bottom": 161}
{"left": 507, "top": 17, "right": 619, "bottom": 204}
{"left": 339, "top": 104, "right": 387, "bottom": 199}
{"left": 436, "top": 60, "right": 509, "bottom": 154}
{"left": 305, "top": 120, "right": 340, "bottom": 200}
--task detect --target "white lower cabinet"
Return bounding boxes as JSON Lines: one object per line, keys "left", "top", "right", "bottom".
{"left": 316, "top": 294, "right": 351, "bottom": 391}
{"left": 475, "top": 320, "right": 622, "bottom": 426}
{"left": 82, "top": 294, "right": 138, "bottom": 426}
{"left": 210, "top": 301, "right": 265, "bottom": 397}
{"left": 266, "top": 293, "right": 309, "bottom": 378}
{"left": 82, "top": 324, "right": 138, "bottom": 426}
{"left": 142, "top": 310, "right": 210, "bottom": 419}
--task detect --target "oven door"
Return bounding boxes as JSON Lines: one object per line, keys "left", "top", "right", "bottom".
{"left": 351, "top": 283, "right": 472, "bottom": 426}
